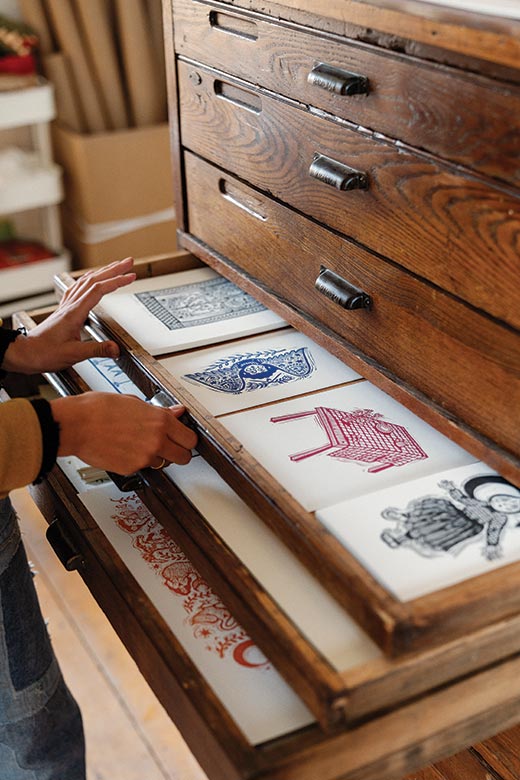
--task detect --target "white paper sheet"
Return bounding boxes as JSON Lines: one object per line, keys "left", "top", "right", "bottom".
{"left": 165, "top": 456, "right": 380, "bottom": 671}
{"left": 223, "top": 383, "right": 477, "bottom": 512}
{"left": 97, "top": 268, "right": 286, "bottom": 356}
{"left": 73, "top": 356, "right": 146, "bottom": 398}
{"left": 159, "top": 329, "right": 361, "bottom": 416}
{"left": 316, "top": 463, "right": 520, "bottom": 601}
{"left": 78, "top": 483, "right": 314, "bottom": 744}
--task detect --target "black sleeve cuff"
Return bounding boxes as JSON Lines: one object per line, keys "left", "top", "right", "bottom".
{"left": 29, "top": 398, "right": 60, "bottom": 483}
{"left": 0, "top": 328, "right": 21, "bottom": 379}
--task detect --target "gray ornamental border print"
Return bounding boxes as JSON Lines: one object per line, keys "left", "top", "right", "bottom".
{"left": 135, "top": 277, "right": 267, "bottom": 331}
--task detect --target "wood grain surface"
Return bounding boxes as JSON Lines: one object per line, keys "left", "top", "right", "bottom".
{"left": 199, "top": 0, "right": 520, "bottom": 71}
{"left": 173, "top": 0, "right": 520, "bottom": 187}
{"left": 177, "top": 61, "right": 520, "bottom": 330}
{"left": 183, "top": 153, "right": 520, "bottom": 464}
{"left": 26, "top": 471, "right": 520, "bottom": 780}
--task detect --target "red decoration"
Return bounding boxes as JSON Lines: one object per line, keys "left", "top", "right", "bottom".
{"left": 110, "top": 495, "right": 269, "bottom": 669}
{"left": 271, "top": 406, "right": 428, "bottom": 473}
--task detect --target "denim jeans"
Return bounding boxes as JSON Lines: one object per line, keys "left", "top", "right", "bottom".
{"left": 0, "top": 497, "right": 85, "bottom": 779}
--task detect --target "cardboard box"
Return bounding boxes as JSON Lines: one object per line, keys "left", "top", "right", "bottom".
{"left": 62, "top": 208, "right": 177, "bottom": 269}
{"left": 52, "top": 122, "right": 175, "bottom": 224}
{"left": 52, "top": 122, "right": 177, "bottom": 268}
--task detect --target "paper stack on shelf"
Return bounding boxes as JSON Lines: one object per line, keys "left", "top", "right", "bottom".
{"left": 0, "top": 52, "right": 70, "bottom": 314}
{"left": 0, "top": 147, "right": 62, "bottom": 213}
{"left": 0, "top": 76, "right": 54, "bottom": 127}
{"left": 19, "top": 0, "right": 176, "bottom": 269}
{"left": 0, "top": 228, "right": 69, "bottom": 311}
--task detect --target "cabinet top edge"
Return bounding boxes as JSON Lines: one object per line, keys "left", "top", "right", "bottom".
{"left": 202, "top": 0, "right": 520, "bottom": 72}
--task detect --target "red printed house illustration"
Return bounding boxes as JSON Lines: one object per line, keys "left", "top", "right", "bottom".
{"left": 270, "top": 407, "right": 428, "bottom": 473}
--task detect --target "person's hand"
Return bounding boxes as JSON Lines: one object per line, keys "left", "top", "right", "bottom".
{"left": 3, "top": 257, "right": 136, "bottom": 374}
{"left": 51, "top": 393, "right": 198, "bottom": 473}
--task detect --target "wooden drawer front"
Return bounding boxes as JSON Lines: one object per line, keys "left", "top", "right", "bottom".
{"left": 184, "top": 151, "right": 520, "bottom": 459}
{"left": 26, "top": 476, "right": 520, "bottom": 780}
{"left": 29, "top": 476, "right": 256, "bottom": 780}
{"left": 178, "top": 61, "right": 520, "bottom": 330}
{"left": 172, "top": 0, "right": 520, "bottom": 187}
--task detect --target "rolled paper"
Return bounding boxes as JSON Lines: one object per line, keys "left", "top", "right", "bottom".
{"left": 114, "top": 0, "right": 166, "bottom": 127}
{"left": 46, "top": 0, "right": 109, "bottom": 133}
{"left": 43, "top": 52, "right": 84, "bottom": 132}
{"left": 19, "top": 0, "right": 54, "bottom": 55}
{"left": 74, "top": 0, "right": 130, "bottom": 130}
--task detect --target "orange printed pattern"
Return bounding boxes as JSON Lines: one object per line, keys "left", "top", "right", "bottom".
{"left": 110, "top": 494, "right": 269, "bottom": 669}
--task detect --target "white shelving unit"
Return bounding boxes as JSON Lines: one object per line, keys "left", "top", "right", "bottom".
{"left": 0, "top": 78, "right": 70, "bottom": 315}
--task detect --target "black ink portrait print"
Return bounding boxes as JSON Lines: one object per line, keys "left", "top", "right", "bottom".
{"left": 183, "top": 346, "right": 316, "bottom": 394}
{"left": 381, "top": 475, "right": 520, "bottom": 561}
{"left": 135, "top": 277, "right": 266, "bottom": 331}
{"left": 270, "top": 407, "right": 428, "bottom": 473}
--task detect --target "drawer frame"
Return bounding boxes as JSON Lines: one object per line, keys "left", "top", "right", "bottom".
{"left": 16, "top": 0, "right": 520, "bottom": 775}
{"left": 18, "top": 252, "right": 520, "bottom": 728}
{"left": 172, "top": 0, "right": 520, "bottom": 186}
{"left": 28, "top": 464, "right": 520, "bottom": 780}
{"left": 181, "top": 151, "right": 520, "bottom": 463}
{"left": 176, "top": 58, "right": 520, "bottom": 330}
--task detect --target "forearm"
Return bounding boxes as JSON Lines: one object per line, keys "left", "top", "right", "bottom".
{"left": 0, "top": 399, "right": 45, "bottom": 497}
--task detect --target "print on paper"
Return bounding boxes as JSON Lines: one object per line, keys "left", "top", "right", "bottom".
{"left": 183, "top": 346, "right": 316, "bottom": 394}
{"left": 381, "top": 474, "right": 520, "bottom": 561}
{"left": 135, "top": 277, "right": 266, "bottom": 331}
{"left": 270, "top": 406, "right": 428, "bottom": 473}
{"left": 87, "top": 357, "right": 137, "bottom": 394}
{"left": 110, "top": 494, "right": 269, "bottom": 668}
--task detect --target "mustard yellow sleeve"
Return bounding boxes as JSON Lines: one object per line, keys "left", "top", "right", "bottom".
{"left": 0, "top": 398, "right": 43, "bottom": 498}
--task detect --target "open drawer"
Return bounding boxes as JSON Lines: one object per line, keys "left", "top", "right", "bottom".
{"left": 16, "top": 252, "right": 520, "bottom": 732}
{"left": 28, "top": 460, "right": 520, "bottom": 780}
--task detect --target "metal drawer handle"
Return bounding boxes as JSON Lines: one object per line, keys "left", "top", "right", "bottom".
{"left": 46, "top": 520, "right": 84, "bottom": 572}
{"left": 315, "top": 266, "right": 372, "bottom": 310}
{"left": 214, "top": 80, "right": 262, "bottom": 113}
{"left": 209, "top": 10, "right": 258, "bottom": 41}
{"left": 309, "top": 154, "right": 368, "bottom": 191}
{"left": 106, "top": 471, "right": 144, "bottom": 492}
{"left": 105, "top": 391, "right": 176, "bottom": 493}
{"left": 308, "top": 63, "right": 369, "bottom": 96}
{"left": 219, "top": 178, "right": 267, "bottom": 221}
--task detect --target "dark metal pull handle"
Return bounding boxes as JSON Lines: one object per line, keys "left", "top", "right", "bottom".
{"left": 308, "top": 63, "right": 369, "bottom": 96}
{"left": 315, "top": 266, "right": 372, "bottom": 310}
{"left": 309, "top": 154, "right": 368, "bottom": 191}
{"left": 46, "top": 520, "right": 84, "bottom": 572}
{"left": 106, "top": 471, "right": 144, "bottom": 492}
{"left": 105, "top": 392, "right": 175, "bottom": 493}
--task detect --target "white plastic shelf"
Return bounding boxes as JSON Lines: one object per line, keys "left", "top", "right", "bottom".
{"left": 0, "top": 79, "right": 56, "bottom": 131}
{"left": 0, "top": 162, "right": 63, "bottom": 214}
{"left": 0, "top": 249, "right": 70, "bottom": 304}
{"left": 0, "top": 290, "right": 58, "bottom": 318}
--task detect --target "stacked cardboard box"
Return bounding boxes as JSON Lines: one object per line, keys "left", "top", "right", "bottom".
{"left": 54, "top": 122, "right": 177, "bottom": 268}
{"left": 20, "top": 0, "right": 177, "bottom": 268}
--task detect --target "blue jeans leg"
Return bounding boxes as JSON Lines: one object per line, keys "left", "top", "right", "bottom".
{"left": 0, "top": 497, "right": 86, "bottom": 780}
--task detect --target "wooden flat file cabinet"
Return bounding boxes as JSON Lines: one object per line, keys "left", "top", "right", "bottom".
{"left": 24, "top": 2, "right": 520, "bottom": 780}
